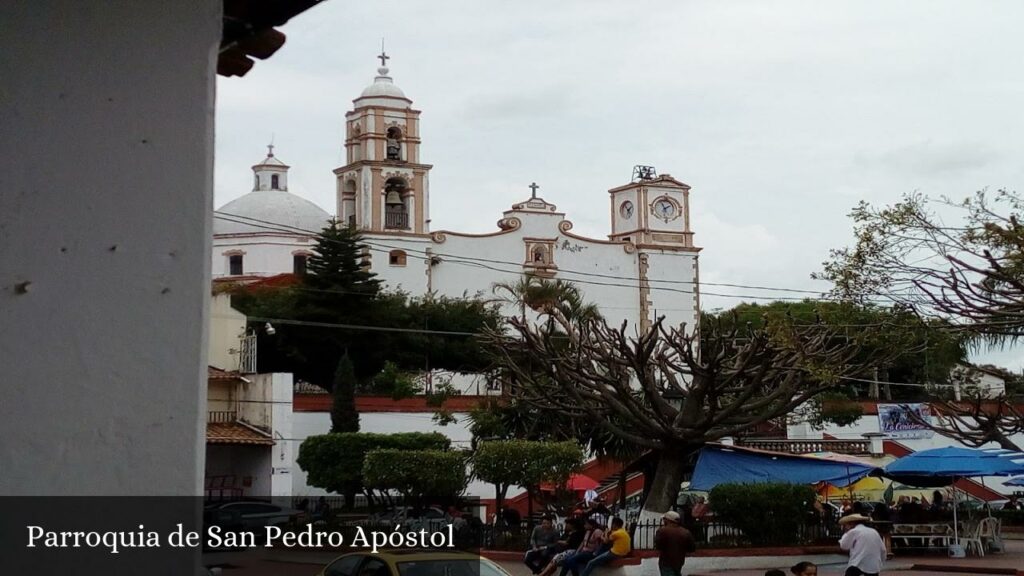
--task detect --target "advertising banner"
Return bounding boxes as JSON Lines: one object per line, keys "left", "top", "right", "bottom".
{"left": 878, "top": 403, "right": 934, "bottom": 439}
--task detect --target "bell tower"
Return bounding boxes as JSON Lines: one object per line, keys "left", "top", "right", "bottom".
{"left": 334, "top": 52, "right": 432, "bottom": 235}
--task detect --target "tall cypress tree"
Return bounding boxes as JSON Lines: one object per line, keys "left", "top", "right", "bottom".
{"left": 305, "top": 220, "right": 380, "bottom": 297}
{"left": 330, "top": 354, "right": 360, "bottom": 433}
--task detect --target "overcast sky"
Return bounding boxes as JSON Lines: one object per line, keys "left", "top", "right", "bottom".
{"left": 215, "top": 0, "right": 1024, "bottom": 370}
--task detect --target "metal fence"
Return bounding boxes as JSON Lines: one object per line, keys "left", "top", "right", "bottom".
{"left": 630, "top": 518, "right": 841, "bottom": 550}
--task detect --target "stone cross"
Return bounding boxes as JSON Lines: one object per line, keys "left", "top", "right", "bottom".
{"left": 378, "top": 49, "right": 390, "bottom": 67}
{"left": 529, "top": 182, "right": 539, "bottom": 199}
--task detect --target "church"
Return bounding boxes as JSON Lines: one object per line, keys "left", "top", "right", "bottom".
{"left": 213, "top": 55, "right": 702, "bottom": 338}
{"left": 210, "top": 56, "right": 703, "bottom": 498}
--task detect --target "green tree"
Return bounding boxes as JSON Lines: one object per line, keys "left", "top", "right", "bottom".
{"left": 331, "top": 355, "right": 360, "bottom": 433}
{"left": 709, "top": 483, "right": 818, "bottom": 546}
{"left": 706, "top": 300, "right": 967, "bottom": 401}
{"left": 472, "top": 440, "right": 584, "bottom": 520}
{"left": 363, "top": 449, "right": 468, "bottom": 508}
{"left": 231, "top": 222, "right": 501, "bottom": 387}
{"left": 297, "top": 432, "right": 450, "bottom": 507}
{"left": 819, "top": 189, "right": 1024, "bottom": 449}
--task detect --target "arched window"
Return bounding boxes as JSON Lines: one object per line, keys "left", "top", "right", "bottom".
{"left": 384, "top": 177, "right": 410, "bottom": 230}
{"left": 255, "top": 174, "right": 260, "bottom": 189}
{"left": 271, "top": 174, "right": 280, "bottom": 190}
{"left": 386, "top": 127, "right": 402, "bottom": 160}
{"left": 389, "top": 250, "right": 407, "bottom": 266}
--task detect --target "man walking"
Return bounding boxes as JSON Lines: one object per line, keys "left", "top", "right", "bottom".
{"left": 654, "top": 511, "right": 696, "bottom": 576}
{"left": 838, "top": 514, "right": 886, "bottom": 576}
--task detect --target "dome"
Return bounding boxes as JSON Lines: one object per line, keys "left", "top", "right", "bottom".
{"left": 355, "top": 66, "right": 411, "bottom": 107}
{"left": 214, "top": 190, "right": 332, "bottom": 236}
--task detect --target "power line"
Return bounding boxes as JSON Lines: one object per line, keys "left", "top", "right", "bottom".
{"left": 213, "top": 212, "right": 860, "bottom": 303}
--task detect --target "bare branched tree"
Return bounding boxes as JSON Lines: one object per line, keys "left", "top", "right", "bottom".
{"left": 485, "top": 312, "right": 892, "bottom": 518}
{"left": 817, "top": 189, "right": 1024, "bottom": 341}
{"left": 819, "top": 189, "right": 1024, "bottom": 450}
{"left": 910, "top": 394, "right": 1024, "bottom": 451}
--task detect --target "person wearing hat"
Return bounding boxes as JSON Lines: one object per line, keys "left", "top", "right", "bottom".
{"left": 654, "top": 510, "right": 696, "bottom": 576}
{"left": 838, "top": 514, "right": 886, "bottom": 576}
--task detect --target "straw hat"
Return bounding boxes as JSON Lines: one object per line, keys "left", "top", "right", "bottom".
{"left": 838, "top": 514, "right": 872, "bottom": 525}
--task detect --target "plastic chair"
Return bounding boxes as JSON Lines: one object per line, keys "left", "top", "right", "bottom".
{"left": 959, "top": 521, "right": 984, "bottom": 557}
{"left": 978, "top": 517, "right": 1004, "bottom": 554}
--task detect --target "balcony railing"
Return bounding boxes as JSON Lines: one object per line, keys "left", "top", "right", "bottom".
{"left": 385, "top": 210, "right": 409, "bottom": 230}
{"left": 735, "top": 438, "right": 871, "bottom": 455}
{"left": 208, "top": 410, "right": 237, "bottom": 423}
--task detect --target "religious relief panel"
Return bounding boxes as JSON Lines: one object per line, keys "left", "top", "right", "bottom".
{"left": 523, "top": 238, "right": 557, "bottom": 277}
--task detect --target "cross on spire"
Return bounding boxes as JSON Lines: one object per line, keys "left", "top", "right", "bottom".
{"left": 378, "top": 38, "right": 390, "bottom": 67}
{"left": 267, "top": 143, "right": 275, "bottom": 157}
{"left": 529, "top": 182, "right": 540, "bottom": 199}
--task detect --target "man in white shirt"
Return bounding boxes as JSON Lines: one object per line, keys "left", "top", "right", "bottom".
{"left": 838, "top": 514, "right": 886, "bottom": 576}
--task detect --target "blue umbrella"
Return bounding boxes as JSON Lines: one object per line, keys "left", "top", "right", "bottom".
{"left": 884, "top": 446, "right": 1024, "bottom": 480}
{"left": 883, "top": 446, "right": 1024, "bottom": 554}
{"left": 1006, "top": 476, "right": 1024, "bottom": 487}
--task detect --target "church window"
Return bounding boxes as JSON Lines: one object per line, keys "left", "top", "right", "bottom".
{"left": 386, "top": 127, "right": 402, "bottom": 160}
{"left": 271, "top": 174, "right": 280, "bottom": 190}
{"left": 293, "top": 254, "right": 308, "bottom": 275}
{"left": 255, "top": 175, "right": 260, "bottom": 189}
{"left": 384, "top": 177, "right": 410, "bottom": 230}
{"left": 389, "top": 250, "right": 407, "bottom": 266}
{"left": 229, "top": 254, "right": 243, "bottom": 276}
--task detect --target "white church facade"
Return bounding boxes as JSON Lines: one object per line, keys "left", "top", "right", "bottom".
{"left": 213, "top": 58, "right": 702, "bottom": 335}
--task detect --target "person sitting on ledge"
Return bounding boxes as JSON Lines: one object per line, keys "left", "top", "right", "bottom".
{"left": 580, "top": 517, "right": 630, "bottom": 576}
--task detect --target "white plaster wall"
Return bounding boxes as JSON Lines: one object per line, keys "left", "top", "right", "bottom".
{"left": 206, "top": 445, "right": 273, "bottom": 497}
{"left": 643, "top": 250, "right": 699, "bottom": 330}
{"left": 0, "top": 0, "right": 220, "bottom": 496}
{"left": 363, "top": 234, "right": 431, "bottom": 293}
{"left": 209, "top": 294, "right": 247, "bottom": 370}
{"left": 212, "top": 235, "right": 318, "bottom": 277}
{"left": 270, "top": 373, "right": 295, "bottom": 497}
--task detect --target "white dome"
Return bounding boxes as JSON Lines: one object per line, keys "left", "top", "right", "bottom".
{"left": 356, "top": 66, "right": 411, "bottom": 107}
{"left": 215, "top": 190, "right": 332, "bottom": 236}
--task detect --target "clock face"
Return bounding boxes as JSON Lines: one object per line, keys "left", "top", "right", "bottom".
{"left": 654, "top": 198, "right": 678, "bottom": 220}
{"left": 620, "top": 201, "right": 634, "bottom": 219}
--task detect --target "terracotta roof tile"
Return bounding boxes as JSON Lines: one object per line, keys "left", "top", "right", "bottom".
{"left": 208, "top": 366, "right": 245, "bottom": 381}
{"left": 206, "top": 422, "right": 273, "bottom": 445}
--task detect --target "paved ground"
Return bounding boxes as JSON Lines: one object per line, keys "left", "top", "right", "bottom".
{"left": 203, "top": 541, "right": 1024, "bottom": 576}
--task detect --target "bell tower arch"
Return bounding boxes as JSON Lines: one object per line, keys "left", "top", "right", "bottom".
{"left": 334, "top": 52, "right": 432, "bottom": 235}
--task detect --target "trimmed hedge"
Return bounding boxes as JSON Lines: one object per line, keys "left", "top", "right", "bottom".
{"left": 708, "top": 482, "right": 818, "bottom": 546}
{"left": 297, "top": 432, "right": 450, "bottom": 495}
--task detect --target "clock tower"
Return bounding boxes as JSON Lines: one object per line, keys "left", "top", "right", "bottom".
{"left": 608, "top": 166, "right": 695, "bottom": 249}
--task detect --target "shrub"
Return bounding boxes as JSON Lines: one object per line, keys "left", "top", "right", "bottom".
{"left": 363, "top": 449, "right": 468, "bottom": 506}
{"left": 708, "top": 482, "right": 818, "bottom": 546}
{"left": 297, "top": 432, "right": 450, "bottom": 496}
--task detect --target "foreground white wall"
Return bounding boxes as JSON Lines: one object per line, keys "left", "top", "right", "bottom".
{"left": 0, "top": 1, "right": 220, "bottom": 495}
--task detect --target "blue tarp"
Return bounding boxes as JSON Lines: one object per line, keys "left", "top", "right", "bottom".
{"left": 689, "top": 445, "right": 878, "bottom": 491}
{"left": 883, "top": 446, "right": 1024, "bottom": 486}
